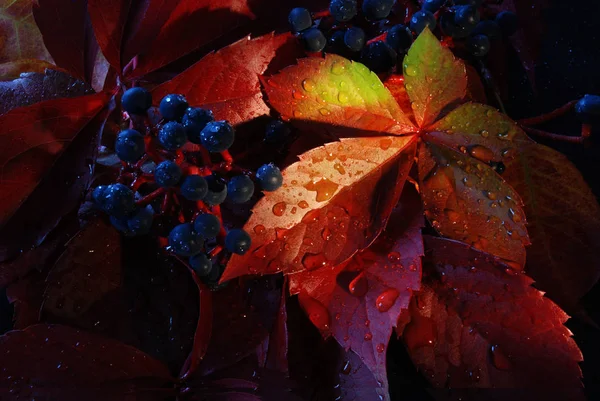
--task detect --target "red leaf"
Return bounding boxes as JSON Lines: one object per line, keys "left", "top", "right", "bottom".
{"left": 0, "top": 93, "right": 111, "bottom": 262}
{"left": 264, "top": 288, "right": 289, "bottom": 373}
{"left": 400, "top": 236, "right": 583, "bottom": 399}
{"left": 221, "top": 135, "right": 417, "bottom": 282}
{"left": 87, "top": 0, "right": 132, "bottom": 72}
{"left": 128, "top": 0, "right": 256, "bottom": 78}
{"left": 6, "top": 268, "right": 46, "bottom": 329}
{"left": 152, "top": 33, "right": 300, "bottom": 126}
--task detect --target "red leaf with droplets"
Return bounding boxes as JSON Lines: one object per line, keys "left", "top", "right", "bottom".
{"left": 0, "top": 93, "right": 111, "bottom": 262}
{"left": 153, "top": 33, "right": 301, "bottom": 126}
{"left": 400, "top": 236, "right": 584, "bottom": 400}
{"left": 87, "top": 0, "right": 132, "bottom": 72}
{"left": 221, "top": 135, "right": 417, "bottom": 282}
{"left": 417, "top": 140, "right": 529, "bottom": 267}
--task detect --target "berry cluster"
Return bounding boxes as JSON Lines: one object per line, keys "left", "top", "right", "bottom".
{"left": 92, "top": 87, "right": 284, "bottom": 287}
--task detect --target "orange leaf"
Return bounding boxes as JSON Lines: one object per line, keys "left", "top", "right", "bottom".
{"left": 0, "top": 59, "right": 58, "bottom": 80}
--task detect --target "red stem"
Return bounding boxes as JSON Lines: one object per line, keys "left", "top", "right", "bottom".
{"left": 312, "top": 10, "right": 330, "bottom": 19}
{"left": 136, "top": 187, "right": 166, "bottom": 206}
{"left": 521, "top": 126, "right": 588, "bottom": 144}
{"left": 517, "top": 100, "right": 578, "bottom": 126}
{"left": 161, "top": 191, "right": 171, "bottom": 214}
{"left": 145, "top": 136, "right": 163, "bottom": 164}
{"left": 367, "top": 32, "right": 387, "bottom": 45}
{"left": 211, "top": 205, "right": 228, "bottom": 242}
{"left": 209, "top": 245, "right": 223, "bottom": 258}
{"left": 385, "top": 74, "right": 404, "bottom": 85}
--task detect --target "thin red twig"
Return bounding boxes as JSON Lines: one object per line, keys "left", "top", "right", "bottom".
{"left": 312, "top": 10, "right": 330, "bottom": 19}
{"left": 521, "top": 126, "right": 588, "bottom": 144}
{"left": 517, "top": 100, "right": 578, "bottom": 126}
{"left": 367, "top": 32, "right": 387, "bottom": 45}
{"left": 136, "top": 188, "right": 166, "bottom": 206}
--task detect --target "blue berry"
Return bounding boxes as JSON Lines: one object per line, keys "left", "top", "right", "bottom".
{"left": 159, "top": 94, "right": 188, "bottom": 121}
{"left": 92, "top": 185, "right": 108, "bottom": 205}
{"left": 467, "top": 34, "right": 490, "bottom": 57}
{"left": 455, "top": 5, "right": 479, "bottom": 29}
{"left": 386, "top": 24, "right": 413, "bottom": 53}
{"left": 189, "top": 253, "right": 213, "bottom": 276}
{"left": 154, "top": 160, "right": 182, "bottom": 187}
{"left": 265, "top": 120, "right": 291, "bottom": 144}
{"left": 289, "top": 7, "right": 312, "bottom": 32}
{"left": 194, "top": 213, "right": 221, "bottom": 238}
{"left": 111, "top": 205, "right": 154, "bottom": 236}
{"left": 100, "top": 183, "right": 135, "bottom": 217}
{"left": 410, "top": 10, "right": 436, "bottom": 34}
{"left": 473, "top": 20, "right": 501, "bottom": 41}
{"left": 440, "top": 10, "right": 471, "bottom": 38}
{"left": 344, "top": 27, "right": 366, "bottom": 52}
{"left": 168, "top": 223, "right": 203, "bottom": 257}
{"left": 227, "top": 175, "right": 255, "bottom": 204}
{"left": 330, "top": 0, "right": 357, "bottom": 22}
{"left": 225, "top": 229, "right": 252, "bottom": 255}
{"left": 362, "top": 0, "right": 394, "bottom": 20}
{"left": 422, "top": 0, "right": 445, "bottom": 13}
{"left": 122, "top": 87, "right": 152, "bottom": 116}
{"left": 180, "top": 175, "right": 208, "bottom": 201}
{"left": 115, "top": 129, "right": 145, "bottom": 162}
{"left": 203, "top": 175, "right": 228, "bottom": 206}
{"left": 256, "top": 163, "right": 283, "bottom": 192}
{"left": 575, "top": 95, "right": 600, "bottom": 124}
{"left": 495, "top": 11, "right": 518, "bottom": 36}
{"left": 182, "top": 107, "right": 214, "bottom": 144}
{"left": 158, "top": 121, "right": 187, "bottom": 150}
{"left": 200, "top": 121, "right": 235, "bottom": 152}
{"left": 361, "top": 41, "right": 397, "bottom": 73}
{"left": 301, "top": 28, "right": 327, "bottom": 52}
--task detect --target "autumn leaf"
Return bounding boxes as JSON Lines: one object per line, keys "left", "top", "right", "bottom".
{"left": 221, "top": 135, "right": 417, "bottom": 282}
{"left": 402, "top": 27, "right": 467, "bottom": 128}
{"left": 400, "top": 237, "right": 583, "bottom": 399}
{"left": 262, "top": 53, "right": 415, "bottom": 134}
{"left": 87, "top": 0, "right": 132, "bottom": 72}
{"left": 0, "top": 58, "right": 58, "bottom": 80}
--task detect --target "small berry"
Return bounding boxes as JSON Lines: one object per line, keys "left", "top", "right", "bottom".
{"left": 194, "top": 213, "right": 221, "bottom": 238}
{"left": 182, "top": 107, "right": 214, "bottom": 144}
{"left": 180, "top": 175, "right": 208, "bottom": 201}
{"left": 410, "top": 10, "right": 436, "bottom": 34}
{"left": 301, "top": 28, "right": 327, "bottom": 52}
{"left": 92, "top": 185, "right": 108, "bottom": 205}
{"left": 189, "top": 253, "right": 213, "bottom": 276}
{"left": 327, "top": 30, "right": 353, "bottom": 58}
{"left": 344, "top": 27, "right": 366, "bottom": 52}
{"left": 495, "top": 11, "right": 518, "bottom": 36}
{"left": 289, "top": 7, "right": 312, "bottom": 32}
{"left": 115, "top": 129, "right": 145, "bottom": 163}
{"left": 203, "top": 263, "right": 226, "bottom": 287}
{"left": 158, "top": 121, "right": 187, "bottom": 150}
{"left": 329, "top": 0, "right": 357, "bottom": 22}
{"left": 112, "top": 205, "right": 154, "bottom": 236}
{"left": 121, "top": 87, "right": 152, "bottom": 116}
{"left": 362, "top": 0, "right": 394, "bottom": 21}
{"left": 455, "top": 5, "right": 480, "bottom": 29}
{"left": 256, "top": 163, "right": 283, "bottom": 191}
{"left": 225, "top": 229, "right": 252, "bottom": 255}
{"left": 154, "top": 160, "right": 182, "bottom": 187}
{"left": 422, "top": 0, "right": 445, "bottom": 13}
{"left": 575, "top": 95, "right": 600, "bottom": 124}
{"left": 360, "top": 41, "right": 397, "bottom": 73}
{"left": 265, "top": 120, "right": 291, "bottom": 144}
{"left": 168, "top": 223, "right": 203, "bottom": 257}
{"left": 203, "top": 175, "right": 228, "bottom": 206}
{"left": 473, "top": 20, "right": 501, "bottom": 41}
{"left": 467, "top": 34, "right": 490, "bottom": 57}
{"left": 159, "top": 94, "right": 188, "bottom": 121}
{"left": 200, "top": 121, "right": 235, "bottom": 152}
{"left": 227, "top": 175, "right": 255, "bottom": 204}
{"left": 101, "top": 183, "right": 135, "bottom": 217}
{"left": 386, "top": 24, "right": 413, "bottom": 54}
{"left": 440, "top": 10, "right": 471, "bottom": 38}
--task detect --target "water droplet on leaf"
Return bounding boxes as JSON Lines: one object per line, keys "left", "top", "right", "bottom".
{"left": 376, "top": 289, "right": 399, "bottom": 312}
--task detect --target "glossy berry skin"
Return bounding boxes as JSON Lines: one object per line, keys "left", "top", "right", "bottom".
{"left": 265, "top": 120, "right": 291, "bottom": 144}
{"left": 422, "top": 0, "right": 445, "bottom": 12}
{"left": 289, "top": 7, "right": 312, "bottom": 32}
{"left": 154, "top": 160, "right": 182, "bottom": 187}
{"left": 121, "top": 87, "right": 152, "bottom": 115}
{"left": 158, "top": 121, "right": 187, "bottom": 150}
{"left": 182, "top": 107, "right": 214, "bottom": 144}
{"left": 99, "top": 183, "right": 135, "bottom": 218}
{"left": 344, "top": 27, "right": 366, "bottom": 52}
{"left": 92, "top": 185, "right": 108, "bottom": 205}
{"left": 386, "top": 24, "right": 413, "bottom": 53}
{"left": 115, "top": 129, "right": 145, "bottom": 162}
{"left": 473, "top": 20, "right": 501, "bottom": 41}
{"left": 440, "top": 10, "right": 471, "bottom": 38}
{"left": 159, "top": 94, "right": 188, "bottom": 121}
{"left": 360, "top": 41, "right": 397, "bottom": 73}
{"left": 111, "top": 205, "right": 154, "bottom": 236}
{"left": 256, "top": 163, "right": 283, "bottom": 191}
{"left": 496, "top": 11, "right": 518, "bottom": 36}
{"left": 301, "top": 28, "right": 327, "bottom": 52}
{"left": 410, "top": 10, "right": 436, "bottom": 34}
{"left": 467, "top": 34, "right": 490, "bottom": 57}
{"left": 168, "top": 223, "right": 203, "bottom": 257}
{"left": 189, "top": 253, "right": 213, "bottom": 276}
{"left": 225, "top": 229, "right": 252, "bottom": 255}
{"left": 203, "top": 175, "right": 228, "bottom": 206}
{"left": 575, "top": 95, "right": 600, "bottom": 124}
{"left": 362, "top": 0, "right": 394, "bottom": 20}
{"left": 194, "top": 213, "right": 221, "bottom": 238}
{"left": 227, "top": 175, "right": 255, "bottom": 204}
{"left": 455, "top": 5, "right": 479, "bottom": 29}
{"left": 329, "top": 0, "right": 357, "bottom": 22}
{"left": 200, "top": 121, "right": 235, "bottom": 153}
{"left": 180, "top": 175, "right": 208, "bottom": 201}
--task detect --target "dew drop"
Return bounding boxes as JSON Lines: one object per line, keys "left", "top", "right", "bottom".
{"left": 338, "top": 92, "right": 349, "bottom": 103}
{"left": 468, "top": 145, "right": 495, "bottom": 163}
{"left": 348, "top": 272, "right": 368, "bottom": 297}
{"left": 405, "top": 83, "right": 413, "bottom": 91}
{"left": 293, "top": 110, "right": 303, "bottom": 118}
{"left": 486, "top": 109, "right": 494, "bottom": 117}
{"left": 293, "top": 90, "right": 305, "bottom": 100}
{"left": 479, "top": 129, "right": 490, "bottom": 138}
{"left": 485, "top": 191, "right": 497, "bottom": 200}
{"left": 302, "top": 253, "right": 328, "bottom": 270}
{"left": 319, "top": 108, "right": 331, "bottom": 116}
{"left": 302, "top": 79, "right": 316, "bottom": 92}
{"left": 376, "top": 343, "right": 385, "bottom": 353}
{"left": 508, "top": 208, "right": 522, "bottom": 222}
{"left": 298, "top": 200, "right": 309, "bottom": 209}
{"left": 376, "top": 289, "right": 399, "bottom": 312}
{"left": 331, "top": 61, "right": 346, "bottom": 75}
{"left": 304, "top": 178, "right": 339, "bottom": 202}
{"left": 490, "top": 345, "right": 512, "bottom": 370}
{"left": 364, "top": 332, "right": 373, "bottom": 341}
{"left": 272, "top": 202, "right": 286, "bottom": 216}
{"left": 462, "top": 177, "right": 472, "bottom": 187}
{"left": 404, "top": 64, "right": 418, "bottom": 77}
{"left": 387, "top": 251, "right": 401, "bottom": 263}
{"left": 253, "top": 224, "right": 266, "bottom": 234}
{"left": 333, "top": 163, "right": 346, "bottom": 175}
{"left": 379, "top": 138, "right": 392, "bottom": 150}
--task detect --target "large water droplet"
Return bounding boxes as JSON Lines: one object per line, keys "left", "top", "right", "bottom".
{"left": 376, "top": 343, "right": 385, "bottom": 353}
{"left": 364, "top": 332, "right": 373, "bottom": 341}
{"left": 404, "top": 64, "right": 418, "bottom": 77}
{"left": 298, "top": 200, "right": 309, "bottom": 209}
{"left": 319, "top": 108, "right": 331, "bottom": 116}
{"left": 387, "top": 251, "right": 401, "bottom": 263}
{"left": 338, "top": 92, "right": 349, "bottom": 103}
{"left": 272, "top": 202, "right": 286, "bottom": 216}
{"left": 304, "top": 178, "right": 339, "bottom": 202}
{"left": 468, "top": 145, "right": 495, "bottom": 163}
{"left": 333, "top": 163, "right": 346, "bottom": 175}
{"left": 379, "top": 138, "right": 392, "bottom": 150}
{"left": 302, "top": 253, "right": 328, "bottom": 270}
{"left": 508, "top": 208, "right": 522, "bottom": 222}
{"left": 479, "top": 129, "right": 490, "bottom": 138}
{"left": 253, "top": 224, "right": 266, "bottom": 234}
{"left": 331, "top": 61, "right": 346, "bottom": 75}
{"left": 376, "top": 289, "right": 399, "bottom": 312}
{"left": 348, "top": 272, "right": 368, "bottom": 297}
{"left": 302, "top": 79, "right": 316, "bottom": 92}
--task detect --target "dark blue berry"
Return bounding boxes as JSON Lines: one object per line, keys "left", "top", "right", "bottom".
{"left": 115, "top": 129, "right": 145, "bottom": 163}
{"left": 101, "top": 183, "right": 135, "bottom": 217}
{"left": 154, "top": 160, "right": 182, "bottom": 187}
{"left": 182, "top": 107, "right": 214, "bottom": 144}
{"left": 194, "top": 213, "right": 221, "bottom": 238}
{"left": 440, "top": 10, "right": 471, "bottom": 38}
{"left": 227, "top": 175, "right": 255, "bottom": 204}
{"left": 495, "top": 11, "right": 518, "bottom": 36}
{"left": 289, "top": 7, "right": 312, "bottom": 32}
{"left": 158, "top": 121, "right": 187, "bottom": 150}
{"left": 265, "top": 120, "right": 291, "bottom": 144}
{"left": 112, "top": 205, "right": 154, "bottom": 236}
{"left": 575, "top": 95, "right": 600, "bottom": 124}
{"left": 168, "top": 223, "right": 203, "bottom": 257}
{"left": 92, "top": 185, "right": 108, "bottom": 205}
{"left": 455, "top": 5, "right": 479, "bottom": 29}
{"left": 225, "top": 229, "right": 252, "bottom": 255}
{"left": 200, "top": 121, "right": 235, "bottom": 152}
{"left": 301, "top": 28, "right": 327, "bottom": 52}
{"left": 203, "top": 175, "right": 228, "bottom": 206}
{"left": 159, "top": 94, "right": 188, "bottom": 121}
{"left": 180, "top": 175, "right": 208, "bottom": 201}
{"left": 344, "top": 27, "right": 366, "bottom": 52}
{"left": 121, "top": 87, "right": 152, "bottom": 116}
{"left": 386, "top": 24, "right": 413, "bottom": 53}
{"left": 410, "top": 10, "right": 436, "bottom": 34}
{"left": 189, "top": 253, "right": 213, "bottom": 276}
{"left": 362, "top": 0, "right": 394, "bottom": 20}
{"left": 467, "top": 34, "right": 490, "bottom": 57}
{"left": 327, "top": 30, "right": 353, "bottom": 58}
{"left": 454, "top": 0, "right": 482, "bottom": 6}
{"left": 360, "top": 41, "right": 397, "bottom": 73}
{"left": 330, "top": 0, "right": 357, "bottom": 22}
{"left": 422, "top": 0, "right": 445, "bottom": 13}
{"left": 473, "top": 20, "right": 501, "bottom": 41}
{"left": 256, "top": 163, "right": 283, "bottom": 192}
